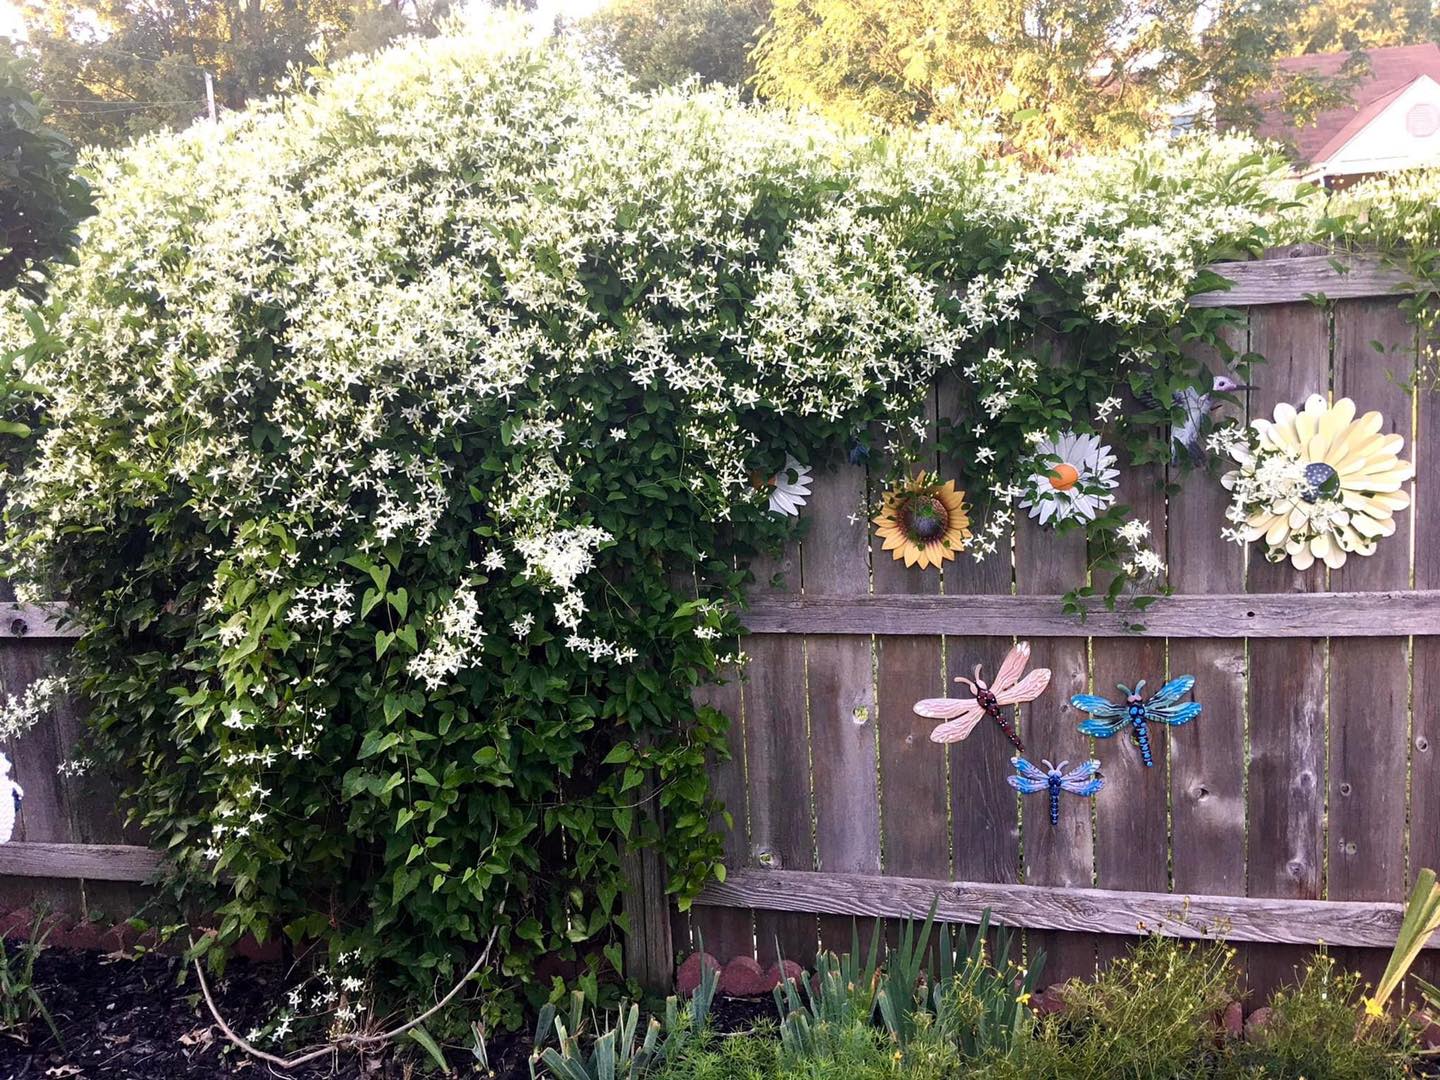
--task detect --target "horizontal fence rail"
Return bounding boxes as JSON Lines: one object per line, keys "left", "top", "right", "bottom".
{"left": 741, "top": 591, "right": 1440, "bottom": 637}
{"left": 695, "top": 869, "right": 1440, "bottom": 952}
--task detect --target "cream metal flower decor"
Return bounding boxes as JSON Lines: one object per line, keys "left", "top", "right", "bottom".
{"left": 1220, "top": 394, "right": 1413, "bottom": 570}
{"left": 767, "top": 455, "right": 813, "bottom": 516}
{"left": 1018, "top": 431, "right": 1120, "bottom": 525}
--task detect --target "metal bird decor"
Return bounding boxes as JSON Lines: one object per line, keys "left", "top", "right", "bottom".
{"left": 914, "top": 642, "right": 1050, "bottom": 751}
{"left": 1007, "top": 757, "right": 1105, "bottom": 825}
{"left": 1070, "top": 676, "right": 1202, "bottom": 767}
{"left": 0, "top": 752, "right": 22, "bottom": 844}
{"left": 1140, "top": 375, "right": 1253, "bottom": 463}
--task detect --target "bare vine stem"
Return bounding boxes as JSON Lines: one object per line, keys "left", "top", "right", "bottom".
{"left": 192, "top": 928, "right": 497, "bottom": 1071}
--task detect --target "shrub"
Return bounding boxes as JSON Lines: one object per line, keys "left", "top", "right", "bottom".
{"left": 1, "top": 12, "right": 1300, "bottom": 1022}
{"left": 993, "top": 936, "right": 1237, "bottom": 1079}
{"left": 1218, "top": 954, "right": 1419, "bottom": 1080}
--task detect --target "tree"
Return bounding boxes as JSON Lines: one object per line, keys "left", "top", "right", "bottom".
{"left": 1284, "top": 0, "right": 1436, "bottom": 53}
{"left": 580, "top": 0, "right": 770, "bottom": 92}
{"left": 0, "top": 39, "right": 90, "bottom": 298}
{"left": 750, "top": 0, "right": 1361, "bottom": 161}
{"left": 17, "top": 0, "right": 451, "bottom": 147}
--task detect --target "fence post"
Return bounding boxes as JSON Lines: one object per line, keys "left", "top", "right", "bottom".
{"left": 619, "top": 764, "right": 674, "bottom": 993}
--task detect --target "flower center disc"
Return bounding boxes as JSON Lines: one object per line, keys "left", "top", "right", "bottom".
{"left": 1301, "top": 462, "right": 1339, "bottom": 504}
{"left": 1048, "top": 462, "right": 1081, "bottom": 491}
{"left": 902, "top": 495, "right": 949, "bottom": 542}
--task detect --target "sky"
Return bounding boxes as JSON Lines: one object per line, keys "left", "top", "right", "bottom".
{"left": 1, "top": 0, "right": 23, "bottom": 41}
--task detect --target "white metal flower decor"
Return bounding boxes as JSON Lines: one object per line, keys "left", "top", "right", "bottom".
{"left": 1018, "top": 432, "right": 1120, "bottom": 525}
{"left": 1219, "top": 394, "right": 1413, "bottom": 570}
{"left": 767, "top": 456, "right": 813, "bottom": 517}
{"left": 0, "top": 752, "right": 22, "bottom": 844}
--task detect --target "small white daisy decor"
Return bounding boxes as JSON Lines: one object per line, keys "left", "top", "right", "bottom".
{"left": 767, "top": 456, "right": 813, "bottom": 517}
{"left": 1019, "top": 432, "right": 1120, "bottom": 526}
{"left": 1220, "top": 394, "right": 1413, "bottom": 570}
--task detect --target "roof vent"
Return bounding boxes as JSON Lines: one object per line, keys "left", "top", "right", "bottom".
{"left": 1406, "top": 102, "right": 1440, "bottom": 137}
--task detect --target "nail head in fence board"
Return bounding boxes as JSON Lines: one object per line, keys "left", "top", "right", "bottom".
{"left": 739, "top": 590, "right": 1440, "bottom": 637}
{"left": 1189, "top": 255, "right": 1411, "bottom": 308}
{"left": 688, "top": 667, "right": 752, "bottom": 963}
{"left": 744, "top": 542, "right": 816, "bottom": 966}
{"left": 1327, "top": 297, "right": 1416, "bottom": 987}
{"left": 801, "top": 460, "right": 881, "bottom": 955}
{"left": 872, "top": 393, "right": 948, "bottom": 887}
{"left": 1169, "top": 324, "right": 1248, "bottom": 902}
{"left": 694, "top": 868, "right": 1433, "bottom": 952}
{"left": 1243, "top": 299, "right": 1330, "bottom": 1004}
{"left": 0, "top": 842, "right": 161, "bottom": 882}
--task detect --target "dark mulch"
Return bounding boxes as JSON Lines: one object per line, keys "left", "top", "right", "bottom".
{"left": 0, "top": 946, "right": 775, "bottom": 1080}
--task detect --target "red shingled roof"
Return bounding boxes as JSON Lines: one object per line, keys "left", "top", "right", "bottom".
{"left": 1256, "top": 42, "right": 1440, "bottom": 165}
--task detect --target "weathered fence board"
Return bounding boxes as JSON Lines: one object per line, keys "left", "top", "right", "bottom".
{"left": 1191, "top": 254, "right": 1410, "bottom": 307}
{"left": 698, "top": 869, "right": 1440, "bottom": 952}
{"left": 741, "top": 591, "right": 1440, "bottom": 637}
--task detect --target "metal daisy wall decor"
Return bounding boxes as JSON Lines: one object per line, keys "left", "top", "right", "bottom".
{"left": 1008, "top": 756, "right": 1105, "bottom": 824}
{"left": 1018, "top": 431, "right": 1120, "bottom": 526}
{"left": 914, "top": 641, "right": 1050, "bottom": 751}
{"left": 1219, "top": 394, "right": 1413, "bottom": 570}
{"left": 0, "top": 752, "right": 22, "bottom": 844}
{"left": 1070, "top": 676, "right": 1201, "bottom": 767}
{"left": 873, "top": 471, "right": 972, "bottom": 569}
{"left": 766, "top": 455, "right": 813, "bottom": 516}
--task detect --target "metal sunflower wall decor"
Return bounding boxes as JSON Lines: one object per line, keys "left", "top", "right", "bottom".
{"left": 1219, "top": 394, "right": 1413, "bottom": 570}
{"left": 873, "top": 471, "right": 972, "bottom": 569}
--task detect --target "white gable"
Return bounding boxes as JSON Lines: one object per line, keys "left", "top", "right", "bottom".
{"left": 1314, "top": 74, "right": 1440, "bottom": 178}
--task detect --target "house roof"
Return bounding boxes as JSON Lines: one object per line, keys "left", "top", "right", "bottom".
{"left": 1256, "top": 42, "right": 1440, "bottom": 166}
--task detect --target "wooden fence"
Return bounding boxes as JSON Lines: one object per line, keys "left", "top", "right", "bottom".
{"left": 673, "top": 247, "right": 1440, "bottom": 1003}
{"left": 3, "top": 248, "right": 1439, "bottom": 1003}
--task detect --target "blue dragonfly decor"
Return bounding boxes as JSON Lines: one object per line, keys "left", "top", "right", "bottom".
{"left": 1007, "top": 757, "right": 1105, "bottom": 825}
{"left": 1070, "top": 677, "right": 1201, "bottom": 767}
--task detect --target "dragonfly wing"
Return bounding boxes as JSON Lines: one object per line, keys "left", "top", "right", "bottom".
{"left": 913, "top": 696, "right": 975, "bottom": 720}
{"left": 1152, "top": 700, "right": 1202, "bottom": 728}
{"left": 1064, "top": 776, "right": 1105, "bottom": 797}
{"left": 1146, "top": 676, "right": 1196, "bottom": 709}
{"left": 1007, "top": 775, "right": 1049, "bottom": 794}
{"left": 994, "top": 668, "right": 1051, "bottom": 706}
{"left": 1059, "top": 759, "right": 1100, "bottom": 786}
{"left": 928, "top": 707, "right": 985, "bottom": 743}
{"left": 1078, "top": 715, "right": 1129, "bottom": 738}
{"left": 1010, "top": 755, "right": 1048, "bottom": 783}
{"left": 1069, "top": 694, "right": 1126, "bottom": 718}
{"left": 991, "top": 641, "right": 1032, "bottom": 693}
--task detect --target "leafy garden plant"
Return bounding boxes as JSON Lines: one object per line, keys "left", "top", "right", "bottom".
{"left": 0, "top": 13, "right": 1339, "bottom": 1021}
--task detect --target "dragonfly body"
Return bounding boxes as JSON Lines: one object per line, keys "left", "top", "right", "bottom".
{"left": 1071, "top": 677, "right": 1201, "bottom": 767}
{"left": 1007, "top": 757, "right": 1104, "bottom": 825}
{"left": 913, "top": 642, "right": 1051, "bottom": 751}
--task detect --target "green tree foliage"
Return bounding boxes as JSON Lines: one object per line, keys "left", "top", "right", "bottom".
{"left": 750, "top": 0, "right": 1360, "bottom": 160}
{"left": 1284, "top": 0, "right": 1436, "bottom": 53}
{"left": 580, "top": 0, "right": 771, "bottom": 92}
{"left": 17, "top": 0, "right": 451, "bottom": 146}
{"left": 0, "top": 39, "right": 90, "bottom": 297}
